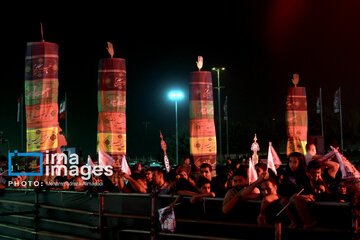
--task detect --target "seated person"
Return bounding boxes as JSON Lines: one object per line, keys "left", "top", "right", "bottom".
{"left": 255, "top": 162, "right": 278, "bottom": 181}
{"left": 306, "top": 143, "right": 339, "bottom": 179}
{"left": 120, "top": 168, "right": 153, "bottom": 194}
{"left": 190, "top": 177, "right": 216, "bottom": 204}
{"left": 200, "top": 163, "right": 226, "bottom": 197}
{"left": 257, "top": 178, "right": 282, "bottom": 225}
{"left": 305, "top": 143, "right": 317, "bottom": 166}
{"left": 333, "top": 180, "right": 352, "bottom": 202}
{"left": 288, "top": 160, "right": 325, "bottom": 229}
{"left": 170, "top": 177, "right": 215, "bottom": 207}
{"left": 222, "top": 171, "right": 268, "bottom": 214}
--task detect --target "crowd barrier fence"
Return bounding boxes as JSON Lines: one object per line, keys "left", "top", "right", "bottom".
{"left": 0, "top": 189, "right": 354, "bottom": 240}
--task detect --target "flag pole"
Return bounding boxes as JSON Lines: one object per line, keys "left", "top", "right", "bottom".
{"left": 320, "top": 88, "right": 324, "bottom": 137}
{"left": 21, "top": 94, "right": 24, "bottom": 151}
{"left": 65, "top": 92, "right": 68, "bottom": 149}
{"left": 40, "top": 22, "right": 45, "bottom": 42}
{"left": 225, "top": 96, "right": 229, "bottom": 157}
{"left": 339, "top": 87, "right": 344, "bottom": 150}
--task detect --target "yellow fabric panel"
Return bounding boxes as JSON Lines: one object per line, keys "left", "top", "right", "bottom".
{"left": 27, "top": 126, "right": 58, "bottom": 152}
{"left": 190, "top": 136, "right": 217, "bottom": 156}
{"left": 97, "top": 133, "right": 126, "bottom": 155}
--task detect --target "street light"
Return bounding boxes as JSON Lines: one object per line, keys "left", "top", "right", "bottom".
{"left": 212, "top": 67, "right": 225, "bottom": 163}
{"left": 168, "top": 90, "right": 184, "bottom": 166}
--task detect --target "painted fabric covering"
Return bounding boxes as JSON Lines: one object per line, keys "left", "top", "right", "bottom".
{"left": 25, "top": 42, "right": 59, "bottom": 153}
{"left": 189, "top": 71, "right": 217, "bottom": 171}
{"left": 97, "top": 58, "right": 126, "bottom": 186}
{"left": 286, "top": 87, "right": 308, "bottom": 155}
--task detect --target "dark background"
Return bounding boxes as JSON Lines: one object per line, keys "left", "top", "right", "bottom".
{"left": 1, "top": 1, "right": 359, "bottom": 163}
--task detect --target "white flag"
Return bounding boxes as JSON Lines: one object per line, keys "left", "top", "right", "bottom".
{"left": 267, "top": 142, "right": 278, "bottom": 176}
{"left": 121, "top": 155, "right": 131, "bottom": 175}
{"left": 331, "top": 146, "right": 360, "bottom": 180}
{"left": 87, "top": 155, "right": 95, "bottom": 167}
{"left": 98, "top": 150, "right": 115, "bottom": 167}
{"left": 248, "top": 158, "right": 258, "bottom": 185}
{"left": 269, "top": 143, "right": 282, "bottom": 166}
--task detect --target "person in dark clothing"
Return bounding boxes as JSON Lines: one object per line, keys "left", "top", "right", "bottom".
{"left": 277, "top": 152, "right": 308, "bottom": 228}
{"left": 199, "top": 163, "right": 226, "bottom": 197}
{"left": 258, "top": 178, "right": 283, "bottom": 225}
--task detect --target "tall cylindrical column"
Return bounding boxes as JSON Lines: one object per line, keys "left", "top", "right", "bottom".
{"left": 25, "top": 42, "right": 59, "bottom": 154}
{"left": 97, "top": 58, "right": 127, "bottom": 166}
{"left": 189, "top": 71, "right": 217, "bottom": 172}
{"left": 286, "top": 87, "right": 308, "bottom": 155}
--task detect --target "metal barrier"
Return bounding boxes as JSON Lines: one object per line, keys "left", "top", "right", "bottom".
{"left": 0, "top": 189, "right": 354, "bottom": 240}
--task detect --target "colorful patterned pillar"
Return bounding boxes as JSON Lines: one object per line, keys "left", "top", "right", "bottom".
{"left": 25, "top": 42, "right": 59, "bottom": 154}
{"left": 286, "top": 86, "right": 308, "bottom": 156}
{"left": 97, "top": 58, "right": 126, "bottom": 164}
{"left": 189, "top": 71, "right": 217, "bottom": 172}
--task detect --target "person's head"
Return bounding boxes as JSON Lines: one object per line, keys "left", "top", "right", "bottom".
{"left": 134, "top": 163, "right": 142, "bottom": 172}
{"left": 74, "top": 176, "right": 86, "bottom": 191}
{"left": 178, "top": 170, "right": 188, "bottom": 180}
{"left": 260, "top": 178, "right": 278, "bottom": 197}
{"left": 145, "top": 169, "right": 153, "bottom": 182}
{"left": 200, "top": 163, "right": 212, "bottom": 181}
{"left": 307, "top": 160, "right": 322, "bottom": 181}
{"left": 197, "top": 177, "right": 211, "bottom": 194}
{"left": 152, "top": 168, "right": 165, "bottom": 186}
{"left": 338, "top": 181, "right": 347, "bottom": 195}
{"left": 232, "top": 170, "right": 247, "bottom": 189}
{"left": 255, "top": 163, "right": 267, "bottom": 176}
{"left": 288, "top": 152, "right": 306, "bottom": 172}
{"left": 306, "top": 143, "right": 317, "bottom": 156}
{"left": 184, "top": 158, "right": 190, "bottom": 165}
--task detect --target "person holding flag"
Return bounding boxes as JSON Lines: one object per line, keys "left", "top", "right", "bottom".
{"left": 222, "top": 170, "right": 268, "bottom": 214}
{"left": 277, "top": 152, "right": 308, "bottom": 228}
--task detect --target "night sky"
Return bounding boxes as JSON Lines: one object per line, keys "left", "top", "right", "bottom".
{"left": 1, "top": 1, "right": 360, "bottom": 160}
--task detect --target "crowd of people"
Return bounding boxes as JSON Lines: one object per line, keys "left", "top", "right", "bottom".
{"left": 1, "top": 143, "right": 360, "bottom": 229}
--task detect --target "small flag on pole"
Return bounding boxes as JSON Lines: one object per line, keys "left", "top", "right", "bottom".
{"left": 267, "top": 142, "right": 278, "bottom": 175}
{"left": 87, "top": 155, "right": 95, "bottom": 167}
{"left": 98, "top": 150, "right": 115, "bottom": 167}
{"left": 269, "top": 143, "right": 282, "bottom": 166}
{"left": 17, "top": 97, "right": 21, "bottom": 122}
{"left": 59, "top": 99, "right": 66, "bottom": 120}
{"left": 248, "top": 158, "right": 258, "bottom": 185}
{"left": 121, "top": 155, "right": 131, "bottom": 175}
{"left": 334, "top": 88, "right": 340, "bottom": 114}
{"left": 316, "top": 96, "right": 321, "bottom": 114}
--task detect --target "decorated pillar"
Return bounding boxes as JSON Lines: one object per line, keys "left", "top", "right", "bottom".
{"left": 25, "top": 42, "right": 60, "bottom": 154}
{"left": 97, "top": 42, "right": 126, "bottom": 165}
{"left": 189, "top": 56, "right": 217, "bottom": 172}
{"left": 286, "top": 74, "right": 308, "bottom": 156}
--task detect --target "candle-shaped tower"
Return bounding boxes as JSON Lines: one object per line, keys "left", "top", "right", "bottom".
{"left": 189, "top": 56, "right": 217, "bottom": 172}
{"left": 97, "top": 42, "right": 126, "bottom": 165}
{"left": 25, "top": 41, "right": 60, "bottom": 154}
{"left": 286, "top": 73, "right": 308, "bottom": 155}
